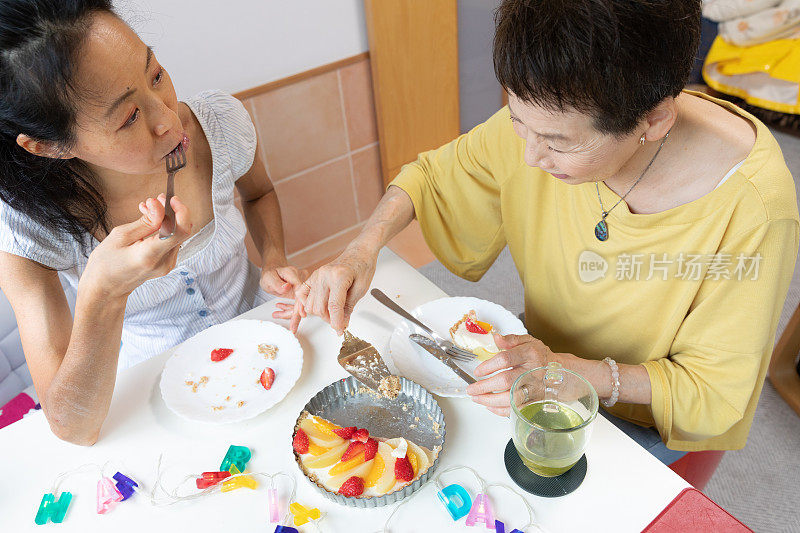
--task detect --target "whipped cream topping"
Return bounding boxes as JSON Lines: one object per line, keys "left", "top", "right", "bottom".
{"left": 452, "top": 322, "right": 500, "bottom": 354}
{"left": 391, "top": 438, "right": 408, "bottom": 458}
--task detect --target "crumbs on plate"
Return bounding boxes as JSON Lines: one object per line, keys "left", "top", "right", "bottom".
{"left": 258, "top": 343, "right": 279, "bottom": 359}
{"left": 186, "top": 375, "right": 210, "bottom": 393}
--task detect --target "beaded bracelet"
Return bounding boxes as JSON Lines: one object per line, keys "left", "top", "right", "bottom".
{"left": 602, "top": 357, "right": 620, "bottom": 407}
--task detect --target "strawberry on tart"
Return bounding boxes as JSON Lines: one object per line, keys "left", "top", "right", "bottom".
{"left": 292, "top": 412, "right": 437, "bottom": 498}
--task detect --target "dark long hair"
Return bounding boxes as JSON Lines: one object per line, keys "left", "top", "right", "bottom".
{"left": 0, "top": 0, "right": 115, "bottom": 257}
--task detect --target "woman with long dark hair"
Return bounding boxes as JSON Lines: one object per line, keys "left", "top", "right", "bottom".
{"left": 0, "top": 0, "right": 302, "bottom": 444}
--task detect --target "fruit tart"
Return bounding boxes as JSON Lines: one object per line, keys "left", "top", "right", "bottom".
{"left": 449, "top": 310, "right": 500, "bottom": 361}
{"left": 292, "top": 412, "right": 437, "bottom": 498}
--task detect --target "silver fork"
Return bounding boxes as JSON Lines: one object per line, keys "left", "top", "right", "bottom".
{"left": 370, "top": 288, "right": 476, "bottom": 362}
{"left": 443, "top": 346, "right": 476, "bottom": 363}
{"left": 159, "top": 144, "right": 187, "bottom": 239}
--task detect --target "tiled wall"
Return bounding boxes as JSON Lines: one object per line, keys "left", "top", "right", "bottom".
{"left": 238, "top": 55, "right": 383, "bottom": 270}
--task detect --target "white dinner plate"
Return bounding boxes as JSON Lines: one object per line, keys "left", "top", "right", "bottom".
{"left": 386, "top": 297, "right": 526, "bottom": 397}
{"left": 160, "top": 319, "right": 303, "bottom": 423}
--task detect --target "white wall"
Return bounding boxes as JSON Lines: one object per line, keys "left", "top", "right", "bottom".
{"left": 115, "top": 0, "right": 369, "bottom": 98}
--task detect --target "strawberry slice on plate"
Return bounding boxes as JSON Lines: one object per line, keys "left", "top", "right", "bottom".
{"left": 260, "top": 368, "right": 275, "bottom": 390}
{"left": 210, "top": 348, "right": 234, "bottom": 362}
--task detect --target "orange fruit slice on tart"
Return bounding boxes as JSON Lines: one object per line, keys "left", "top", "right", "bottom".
{"left": 292, "top": 412, "right": 438, "bottom": 498}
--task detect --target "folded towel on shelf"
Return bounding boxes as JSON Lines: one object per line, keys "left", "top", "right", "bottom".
{"left": 718, "top": 0, "right": 800, "bottom": 46}
{"left": 703, "top": 0, "right": 782, "bottom": 22}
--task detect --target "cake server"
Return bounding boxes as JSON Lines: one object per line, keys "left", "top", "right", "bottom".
{"left": 337, "top": 330, "right": 392, "bottom": 390}
{"left": 410, "top": 334, "right": 477, "bottom": 385}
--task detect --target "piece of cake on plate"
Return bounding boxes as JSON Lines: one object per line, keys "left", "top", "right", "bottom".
{"left": 292, "top": 412, "right": 437, "bottom": 498}
{"left": 449, "top": 310, "right": 500, "bottom": 361}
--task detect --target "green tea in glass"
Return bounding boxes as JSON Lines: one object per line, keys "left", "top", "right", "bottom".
{"left": 510, "top": 362, "right": 598, "bottom": 477}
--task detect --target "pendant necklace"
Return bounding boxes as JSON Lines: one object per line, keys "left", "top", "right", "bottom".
{"left": 594, "top": 128, "right": 672, "bottom": 241}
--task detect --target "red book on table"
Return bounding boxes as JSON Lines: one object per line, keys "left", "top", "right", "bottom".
{"left": 642, "top": 488, "right": 752, "bottom": 532}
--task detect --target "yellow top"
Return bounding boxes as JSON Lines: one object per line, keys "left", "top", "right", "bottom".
{"left": 391, "top": 93, "right": 799, "bottom": 451}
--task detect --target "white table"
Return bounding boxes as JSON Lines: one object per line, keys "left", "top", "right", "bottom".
{"left": 0, "top": 249, "right": 688, "bottom": 532}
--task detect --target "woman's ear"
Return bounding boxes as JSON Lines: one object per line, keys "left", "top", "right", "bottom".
{"left": 16, "top": 133, "right": 74, "bottom": 159}
{"left": 641, "top": 97, "right": 677, "bottom": 143}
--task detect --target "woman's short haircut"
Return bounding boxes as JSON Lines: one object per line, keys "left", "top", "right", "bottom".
{"left": 493, "top": 0, "right": 702, "bottom": 135}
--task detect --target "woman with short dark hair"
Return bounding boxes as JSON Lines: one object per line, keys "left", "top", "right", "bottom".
{"left": 289, "top": 0, "right": 799, "bottom": 462}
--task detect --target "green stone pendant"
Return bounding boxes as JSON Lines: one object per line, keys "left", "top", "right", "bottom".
{"left": 594, "top": 218, "right": 609, "bottom": 241}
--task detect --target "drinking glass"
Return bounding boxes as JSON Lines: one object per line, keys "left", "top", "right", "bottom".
{"left": 510, "top": 362, "right": 599, "bottom": 477}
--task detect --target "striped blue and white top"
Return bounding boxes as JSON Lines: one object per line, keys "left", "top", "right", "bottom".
{"left": 0, "top": 91, "right": 272, "bottom": 370}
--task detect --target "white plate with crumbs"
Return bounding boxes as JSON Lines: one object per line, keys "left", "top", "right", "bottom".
{"left": 160, "top": 319, "right": 303, "bottom": 423}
